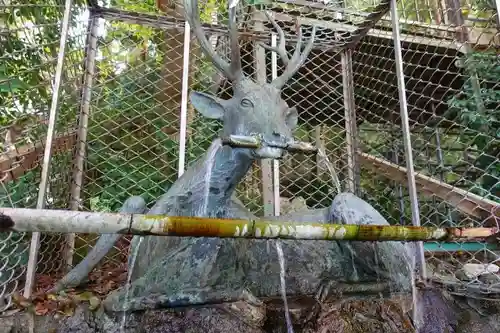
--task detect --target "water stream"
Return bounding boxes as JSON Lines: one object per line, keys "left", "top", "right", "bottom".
{"left": 317, "top": 148, "right": 361, "bottom": 282}
{"left": 271, "top": 148, "right": 344, "bottom": 332}
{"left": 120, "top": 236, "right": 144, "bottom": 332}
{"left": 275, "top": 240, "right": 294, "bottom": 333}
{"left": 201, "top": 139, "right": 222, "bottom": 216}
{"left": 317, "top": 148, "right": 342, "bottom": 195}
{"left": 118, "top": 140, "right": 222, "bottom": 331}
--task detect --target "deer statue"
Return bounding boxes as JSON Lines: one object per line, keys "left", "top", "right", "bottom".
{"left": 51, "top": 0, "right": 412, "bottom": 327}
{"left": 49, "top": 0, "right": 316, "bottom": 293}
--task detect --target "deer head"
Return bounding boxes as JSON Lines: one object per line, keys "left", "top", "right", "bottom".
{"left": 184, "top": 0, "right": 317, "bottom": 159}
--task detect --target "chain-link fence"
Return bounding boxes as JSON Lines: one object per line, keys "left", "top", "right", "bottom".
{"left": 0, "top": 0, "right": 498, "bottom": 314}
{"left": 1, "top": 0, "right": 88, "bottom": 310}
{"left": 350, "top": 0, "right": 500, "bottom": 297}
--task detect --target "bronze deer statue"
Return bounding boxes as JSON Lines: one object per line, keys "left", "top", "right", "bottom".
{"left": 50, "top": 0, "right": 316, "bottom": 293}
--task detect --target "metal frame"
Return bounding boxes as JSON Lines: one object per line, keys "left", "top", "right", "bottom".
{"left": 253, "top": 10, "right": 275, "bottom": 217}
{"left": 24, "top": 0, "right": 74, "bottom": 299}
{"left": 389, "top": 0, "right": 427, "bottom": 279}
{"left": 271, "top": 33, "right": 281, "bottom": 217}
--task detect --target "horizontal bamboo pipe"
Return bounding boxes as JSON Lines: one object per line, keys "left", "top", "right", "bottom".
{"left": 221, "top": 135, "right": 318, "bottom": 154}
{"left": 0, "top": 208, "right": 497, "bottom": 242}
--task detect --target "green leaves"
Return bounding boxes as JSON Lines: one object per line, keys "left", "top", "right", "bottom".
{"left": 0, "top": 77, "right": 29, "bottom": 93}
{"left": 446, "top": 51, "right": 500, "bottom": 201}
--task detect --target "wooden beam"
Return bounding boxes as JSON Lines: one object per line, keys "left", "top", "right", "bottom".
{"left": 358, "top": 151, "right": 499, "bottom": 222}
{"left": 95, "top": 6, "right": 464, "bottom": 52}
{"left": 0, "top": 132, "right": 77, "bottom": 183}
{"left": 270, "top": 11, "right": 463, "bottom": 51}
{"left": 275, "top": 0, "right": 459, "bottom": 34}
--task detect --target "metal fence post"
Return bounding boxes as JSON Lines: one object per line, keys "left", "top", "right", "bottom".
{"left": 254, "top": 10, "right": 274, "bottom": 217}
{"left": 178, "top": 21, "right": 192, "bottom": 178}
{"left": 24, "top": 0, "right": 74, "bottom": 298}
{"left": 66, "top": 11, "right": 100, "bottom": 271}
{"left": 389, "top": 0, "right": 427, "bottom": 279}
{"left": 341, "top": 48, "right": 358, "bottom": 194}
{"left": 495, "top": 0, "right": 500, "bottom": 26}
{"left": 271, "top": 33, "right": 281, "bottom": 216}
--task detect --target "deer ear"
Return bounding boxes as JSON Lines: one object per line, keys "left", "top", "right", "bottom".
{"left": 189, "top": 91, "right": 225, "bottom": 120}
{"left": 285, "top": 107, "right": 299, "bottom": 129}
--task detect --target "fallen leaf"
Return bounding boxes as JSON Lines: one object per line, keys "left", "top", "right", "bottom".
{"left": 58, "top": 304, "right": 75, "bottom": 317}
{"left": 89, "top": 296, "right": 101, "bottom": 311}
{"left": 73, "top": 291, "right": 95, "bottom": 302}
{"left": 12, "top": 291, "right": 32, "bottom": 308}
{"left": 34, "top": 303, "right": 49, "bottom": 316}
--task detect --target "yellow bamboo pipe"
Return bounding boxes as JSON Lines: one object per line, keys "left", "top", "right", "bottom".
{"left": 0, "top": 208, "right": 497, "bottom": 242}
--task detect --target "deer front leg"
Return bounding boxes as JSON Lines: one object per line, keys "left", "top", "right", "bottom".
{"left": 49, "top": 196, "right": 147, "bottom": 293}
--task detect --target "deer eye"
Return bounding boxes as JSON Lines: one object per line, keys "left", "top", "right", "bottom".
{"left": 240, "top": 98, "right": 253, "bottom": 108}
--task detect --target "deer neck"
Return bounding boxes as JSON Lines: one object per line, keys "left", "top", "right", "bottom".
{"left": 195, "top": 138, "right": 254, "bottom": 212}
{"left": 152, "top": 138, "right": 255, "bottom": 217}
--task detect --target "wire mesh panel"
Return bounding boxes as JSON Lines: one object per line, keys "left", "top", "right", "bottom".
{"left": 66, "top": 0, "right": 271, "bottom": 292}
{"left": 348, "top": 0, "right": 500, "bottom": 297}
{"left": 0, "top": 0, "right": 89, "bottom": 311}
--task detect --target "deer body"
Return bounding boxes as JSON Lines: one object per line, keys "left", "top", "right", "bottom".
{"left": 50, "top": 138, "right": 256, "bottom": 293}
{"left": 128, "top": 139, "right": 256, "bottom": 280}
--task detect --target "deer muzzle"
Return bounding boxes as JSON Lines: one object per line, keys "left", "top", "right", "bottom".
{"left": 254, "top": 146, "right": 286, "bottom": 159}
{"left": 221, "top": 135, "right": 318, "bottom": 156}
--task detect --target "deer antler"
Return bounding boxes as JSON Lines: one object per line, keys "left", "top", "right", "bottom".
{"left": 259, "top": 11, "right": 317, "bottom": 89}
{"left": 184, "top": 0, "right": 242, "bottom": 82}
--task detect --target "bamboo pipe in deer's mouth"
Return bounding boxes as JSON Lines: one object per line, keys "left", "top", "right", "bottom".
{"left": 221, "top": 135, "right": 318, "bottom": 155}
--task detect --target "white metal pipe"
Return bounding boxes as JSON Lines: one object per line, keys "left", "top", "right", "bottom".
{"left": 271, "top": 33, "right": 280, "bottom": 217}
{"left": 495, "top": 0, "right": 500, "bottom": 30}
{"left": 390, "top": 0, "right": 427, "bottom": 280}
{"left": 177, "top": 21, "right": 192, "bottom": 178}
{"left": 254, "top": 13, "right": 274, "bottom": 217}
{"left": 24, "top": 0, "right": 74, "bottom": 299}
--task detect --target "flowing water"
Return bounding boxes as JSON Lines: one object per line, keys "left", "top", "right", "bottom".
{"left": 201, "top": 139, "right": 222, "bottom": 216}
{"left": 317, "top": 148, "right": 342, "bottom": 195}
{"left": 118, "top": 140, "right": 221, "bottom": 331}
{"left": 275, "top": 240, "right": 294, "bottom": 333}
{"left": 271, "top": 148, "right": 344, "bottom": 332}
{"left": 120, "top": 236, "right": 144, "bottom": 332}
{"left": 317, "top": 149, "right": 360, "bottom": 281}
